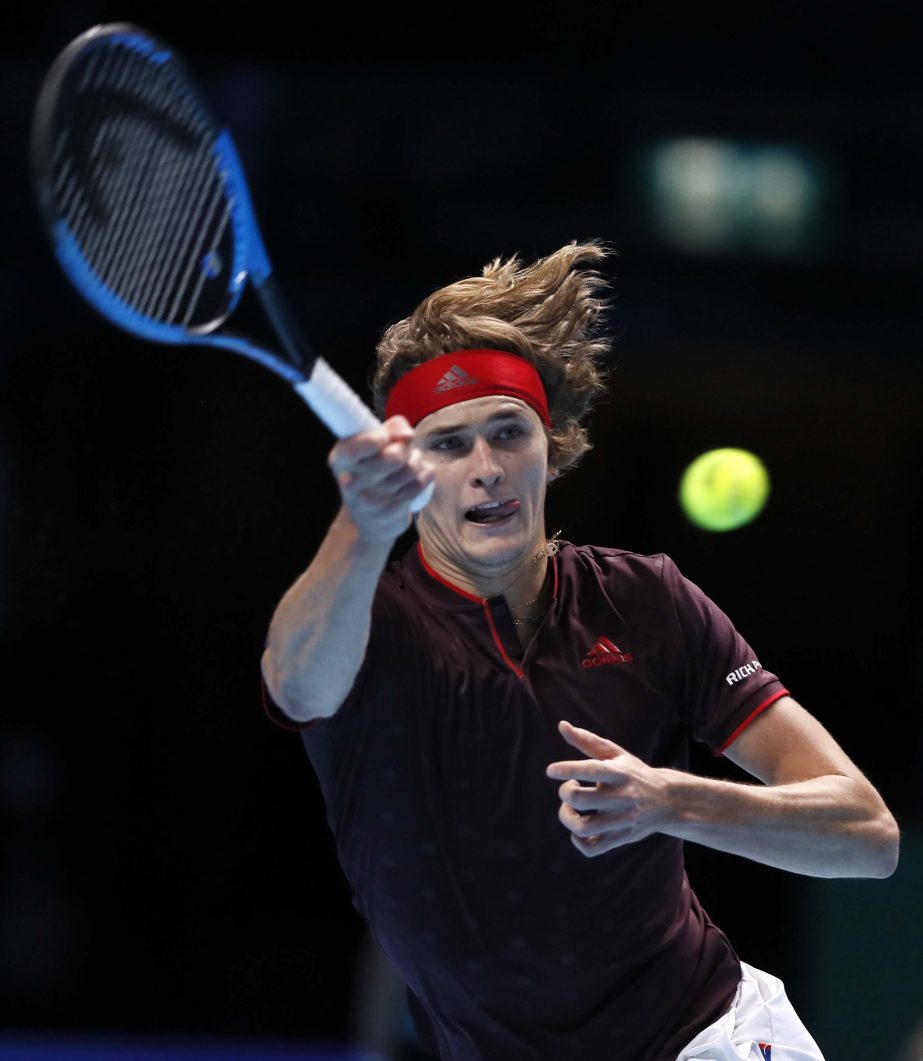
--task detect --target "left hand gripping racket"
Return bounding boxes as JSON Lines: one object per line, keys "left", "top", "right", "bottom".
{"left": 31, "top": 23, "right": 432, "bottom": 509}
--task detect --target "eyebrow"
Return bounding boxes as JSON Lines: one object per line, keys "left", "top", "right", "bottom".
{"left": 422, "top": 409, "right": 527, "bottom": 439}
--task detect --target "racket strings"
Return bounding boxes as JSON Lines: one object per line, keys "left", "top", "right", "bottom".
{"left": 50, "top": 39, "right": 234, "bottom": 329}
{"left": 119, "top": 128, "right": 210, "bottom": 319}
{"left": 170, "top": 177, "right": 231, "bottom": 327}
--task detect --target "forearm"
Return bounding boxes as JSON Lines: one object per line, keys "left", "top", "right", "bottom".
{"left": 262, "top": 506, "right": 394, "bottom": 721}
{"left": 661, "top": 769, "right": 899, "bottom": 879}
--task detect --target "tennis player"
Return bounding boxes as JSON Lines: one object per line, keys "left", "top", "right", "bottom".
{"left": 262, "top": 242, "right": 898, "bottom": 1061}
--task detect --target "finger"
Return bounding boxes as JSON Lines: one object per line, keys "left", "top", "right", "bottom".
{"left": 570, "top": 831, "right": 623, "bottom": 858}
{"left": 382, "top": 415, "right": 415, "bottom": 441}
{"left": 559, "top": 802, "right": 635, "bottom": 835}
{"left": 335, "top": 439, "right": 415, "bottom": 490}
{"left": 558, "top": 720, "right": 626, "bottom": 759}
{"left": 355, "top": 467, "right": 435, "bottom": 510}
{"left": 387, "top": 461, "right": 436, "bottom": 501}
{"left": 559, "top": 802, "right": 600, "bottom": 836}
{"left": 546, "top": 758, "right": 629, "bottom": 783}
{"left": 356, "top": 450, "right": 426, "bottom": 494}
{"left": 344, "top": 445, "right": 434, "bottom": 500}
{"left": 329, "top": 427, "right": 395, "bottom": 472}
{"left": 329, "top": 414, "right": 416, "bottom": 470}
{"left": 359, "top": 437, "right": 414, "bottom": 478}
{"left": 559, "top": 780, "right": 604, "bottom": 809}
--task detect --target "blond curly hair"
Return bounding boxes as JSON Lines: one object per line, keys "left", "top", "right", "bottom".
{"left": 373, "top": 240, "right": 613, "bottom": 474}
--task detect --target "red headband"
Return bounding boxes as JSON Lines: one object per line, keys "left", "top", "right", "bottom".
{"left": 384, "top": 350, "right": 551, "bottom": 428}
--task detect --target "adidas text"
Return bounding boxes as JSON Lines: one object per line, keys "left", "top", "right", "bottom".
{"left": 582, "top": 637, "right": 633, "bottom": 668}
{"left": 582, "top": 652, "right": 633, "bottom": 668}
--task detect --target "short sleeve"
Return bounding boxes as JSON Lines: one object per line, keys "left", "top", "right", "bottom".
{"left": 661, "top": 555, "right": 789, "bottom": 755}
{"left": 260, "top": 569, "right": 410, "bottom": 734}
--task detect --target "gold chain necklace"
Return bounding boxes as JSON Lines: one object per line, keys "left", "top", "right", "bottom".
{"left": 510, "top": 531, "right": 562, "bottom": 624}
{"left": 530, "top": 529, "right": 562, "bottom": 566}
{"left": 511, "top": 597, "right": 546, "bottom": 617}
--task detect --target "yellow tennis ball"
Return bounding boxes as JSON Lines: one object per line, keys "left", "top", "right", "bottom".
{"left": 679, "top": 448, "right": 770, "bottom": 531}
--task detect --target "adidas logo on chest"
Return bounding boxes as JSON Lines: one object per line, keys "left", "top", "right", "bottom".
{"left": 582, "top": 636, "right": 633, "bottom": 669}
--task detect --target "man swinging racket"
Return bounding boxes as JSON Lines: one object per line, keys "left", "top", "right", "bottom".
{"left": 261, "top": 241, "right": 898, "bottom": 1061}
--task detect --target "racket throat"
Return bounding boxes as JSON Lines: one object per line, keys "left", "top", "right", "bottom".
{"left": 255, "top": 274, "right": 315, "bottom": 374}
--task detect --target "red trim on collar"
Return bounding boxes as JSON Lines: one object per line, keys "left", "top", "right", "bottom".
{"left": 415, "top": 540, "right": 558, "bottom": 681}
{"left": 415, "top": 541, "right": 561, "bottom": 604}
{"left": 416, "top": 542, "right": 483, "bottom": 602}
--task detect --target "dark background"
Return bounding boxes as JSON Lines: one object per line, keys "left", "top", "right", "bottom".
{"left": 2, "top": 4, "right": 922, "bottom": 1058}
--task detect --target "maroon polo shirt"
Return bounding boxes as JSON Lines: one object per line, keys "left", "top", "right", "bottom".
{"left": 266, "top": 542, "right": 789, "bottom": 1060}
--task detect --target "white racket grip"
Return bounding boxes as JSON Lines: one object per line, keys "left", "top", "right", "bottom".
{"left": 293, "top": 357, "right": 434, "bottom": 513}
{"left": 294, "top": 357, "right": 379, "bottom": 438}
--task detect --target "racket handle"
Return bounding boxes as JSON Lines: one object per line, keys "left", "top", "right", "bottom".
{"left": 294, "top": 357, "right": 379, "bottom": 438}
{"left": 294, "top": 359, "right": 433, "bottom": 513}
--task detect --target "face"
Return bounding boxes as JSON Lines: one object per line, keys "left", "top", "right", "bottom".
{"left": 414, "top": 395, "right": 553, "bottom": 585}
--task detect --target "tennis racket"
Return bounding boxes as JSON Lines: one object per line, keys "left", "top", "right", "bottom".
{"left": 30, "top": 22, "right": 432, "bottom": 509}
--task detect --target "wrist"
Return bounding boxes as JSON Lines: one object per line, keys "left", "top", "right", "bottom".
{"left": 332, "top": 505, "right": 402, "bottom": 562}
{"left": 659, "top": 770, "right": 734, "bottom": 837}
{"left": 657, "top": 768, "right": 695, "bottom": 832}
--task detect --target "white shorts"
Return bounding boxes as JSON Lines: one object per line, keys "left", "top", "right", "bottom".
{"left": 675, "top": 962, "right": 825, "bottom": 1060}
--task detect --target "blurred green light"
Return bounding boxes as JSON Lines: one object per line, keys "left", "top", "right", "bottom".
{"left": 645, "top": 138, "right": 827, "bottom": 257}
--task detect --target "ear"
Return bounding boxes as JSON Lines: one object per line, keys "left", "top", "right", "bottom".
{"left": 547, "top": 467, "right": 559, "bottom": 483}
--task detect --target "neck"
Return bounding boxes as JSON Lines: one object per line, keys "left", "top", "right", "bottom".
{"left": 418, "top": 533, "right": 554, "bottom": 605}
{"left": 502, "top": 551, "right": 551, "bottom": 612}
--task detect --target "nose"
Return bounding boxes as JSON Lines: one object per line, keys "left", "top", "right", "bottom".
{"left": 469, "top": 435, "right": 504, "bottom": 487}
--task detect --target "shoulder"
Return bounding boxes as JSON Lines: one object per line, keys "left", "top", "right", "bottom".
{"left": 369, "top": 558, "right": 417, "bottom": 620}
{"left": 373, "top": 542, "right": 427, "bottom": 602}
{"left": 557, "top": 546, "right": 712, "bottom": 631}
{"left": 558, "top": 543, "right": 676, "bottom": 587}
{"left": 368, "top": 543, "right": 455, "bottom": 629}
{"left": 554, "top": 545, "right": 687, "bottom": 624}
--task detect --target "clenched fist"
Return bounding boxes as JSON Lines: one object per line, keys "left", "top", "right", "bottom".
{"left": 329, "top": 416, "right": 434, "bottom": 542}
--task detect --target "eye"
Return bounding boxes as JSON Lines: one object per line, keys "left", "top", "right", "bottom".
{"left": 496, "top": 424, "right": 526, "bottom": 441}
{"left": 431, "top": 436, "right": 463, "bottom": 452}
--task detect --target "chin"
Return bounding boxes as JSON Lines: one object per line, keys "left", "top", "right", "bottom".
{"left": 463, "top": 526, "right": 533, "bottom": 566}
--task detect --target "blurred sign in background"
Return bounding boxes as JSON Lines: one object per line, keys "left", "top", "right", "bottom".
{"left": 2, "top": 4, "right": 922, "bottom": 1060}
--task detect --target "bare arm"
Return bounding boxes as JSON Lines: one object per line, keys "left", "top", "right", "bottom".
{"left": 261, "top": 417, "right": 432, "bottom": 723}
{"left": 547, "top": 697, "right": 899, "bottom": 879}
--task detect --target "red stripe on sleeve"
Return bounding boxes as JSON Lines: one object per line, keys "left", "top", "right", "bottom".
{"left": 714, "top": 688, "right": 790, "bottom": 756}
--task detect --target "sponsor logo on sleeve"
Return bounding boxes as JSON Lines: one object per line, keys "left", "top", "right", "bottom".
{"left": 726, "top": 660, "right": 762, "bottom": 686}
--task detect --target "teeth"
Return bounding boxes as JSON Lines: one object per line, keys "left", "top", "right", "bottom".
{"left": 469, "top": 499, "right": 509, "bottom": 512}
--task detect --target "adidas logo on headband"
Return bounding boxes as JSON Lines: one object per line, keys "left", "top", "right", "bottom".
{"left": 385, "top": 349, "right": 551, "bottom": 428}
{"left": 435, "top": 365, "right": 480, "bottom": 393}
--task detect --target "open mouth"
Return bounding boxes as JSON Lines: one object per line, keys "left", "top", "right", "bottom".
{"left": 465, "top": 499, "right": 520, "bottom": 524}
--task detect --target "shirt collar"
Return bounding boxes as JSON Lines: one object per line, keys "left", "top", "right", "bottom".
{"left": 398, "top": 539, "right": 561, "bottom": 611}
